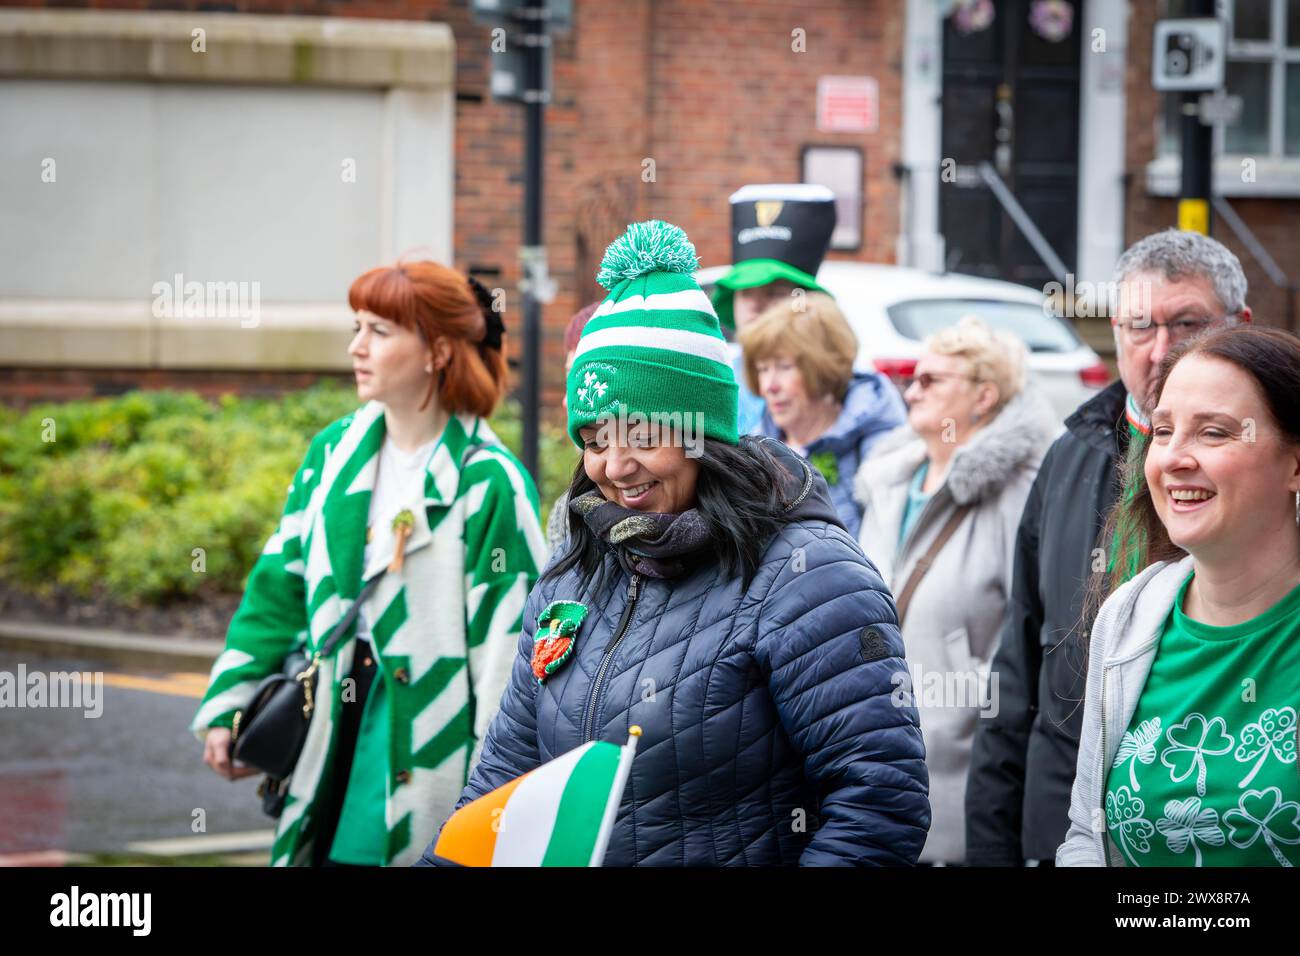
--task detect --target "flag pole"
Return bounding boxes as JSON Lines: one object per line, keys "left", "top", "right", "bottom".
{"left": 588, "top": 725, "right": 642, "bottom": 866}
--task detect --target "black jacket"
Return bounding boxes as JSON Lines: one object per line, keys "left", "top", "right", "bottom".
{"left": 965, "top": 380, "right": 1129, "bottom": 864}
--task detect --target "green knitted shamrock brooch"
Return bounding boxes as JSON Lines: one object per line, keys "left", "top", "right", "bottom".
{"left": 810, "top": 451, "right": 839, "bottom": 486}
{"left": 532, "top": 600, "right": 589, "bottom": 684}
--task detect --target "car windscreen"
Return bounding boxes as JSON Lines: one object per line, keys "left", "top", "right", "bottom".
{"left": 885, "top": 298, "right": 1081, "bottom": 353}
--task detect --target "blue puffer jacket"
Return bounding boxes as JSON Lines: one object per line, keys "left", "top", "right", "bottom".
{"left": 418, "top": 440, "right": 930, "bottom": 866}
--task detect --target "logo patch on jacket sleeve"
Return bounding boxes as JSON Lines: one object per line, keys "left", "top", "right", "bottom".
{"left": 859, "top": 626, "right": 890, "bottom": 664}
{"left": 532, "top": 600, "right": 589, "bottom": 684}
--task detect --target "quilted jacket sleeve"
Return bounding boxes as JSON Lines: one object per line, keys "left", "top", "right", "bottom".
{"left": 753, "top": 525, "right": 931, "bottom": 866}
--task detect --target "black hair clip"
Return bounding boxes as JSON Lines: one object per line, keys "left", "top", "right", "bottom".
{"left": 467, "top": 275, "right": 505, "bottom": 350}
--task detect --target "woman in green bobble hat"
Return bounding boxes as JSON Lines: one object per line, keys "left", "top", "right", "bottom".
{"left": 418, "top": 220, "right": 931, "bottom": 867}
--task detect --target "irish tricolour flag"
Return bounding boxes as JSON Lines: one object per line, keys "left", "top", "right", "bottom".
{"left": 434, "top": 727, "right": 641, "bottom": 867}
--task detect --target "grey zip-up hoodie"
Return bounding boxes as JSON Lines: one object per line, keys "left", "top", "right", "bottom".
{"left": 1057, "top": 554, "right": 1196, "bottom": 866}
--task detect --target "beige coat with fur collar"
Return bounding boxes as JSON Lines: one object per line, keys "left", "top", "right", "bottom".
{"left": 854, "top": 388, "right": 1060, "bottom": 863}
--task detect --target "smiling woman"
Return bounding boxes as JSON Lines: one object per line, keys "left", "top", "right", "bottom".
{"left": 417, "top": 220, "right": 932, "bottom": 867}
{"left": 1104, "top": 327, "right": 1300, "bottom": 591}
{"left": 577, "top": 419, "right": 701, "bottom": 514}
{"left": 1059, "top": 326, "right": 1300, "bottom": 868}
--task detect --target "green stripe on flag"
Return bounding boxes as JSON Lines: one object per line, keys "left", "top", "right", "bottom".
{"left": 540, "top": 741, "right": 623, "bottom": 866}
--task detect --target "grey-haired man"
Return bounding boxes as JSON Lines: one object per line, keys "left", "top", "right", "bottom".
{"left": 966, "top": 229, "right": 1252, "bottom": 866}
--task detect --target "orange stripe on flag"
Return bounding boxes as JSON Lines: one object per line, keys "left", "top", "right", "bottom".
{"left": 433, "top": 772, "right": 529, "bottom": 867}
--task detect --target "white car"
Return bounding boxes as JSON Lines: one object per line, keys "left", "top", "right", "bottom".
{"left": 698, "top": 261, "right": 1110, "bottom": 421}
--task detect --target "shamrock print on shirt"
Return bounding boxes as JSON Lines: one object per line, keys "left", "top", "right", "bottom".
{"left": 1234, "top": 706, "right": 1298, "bottom": 788}
{"left": 1113, "top": 717, "right": 1162, "bottom": 792}
{"left": 1161, "top": 713, "right": 1234, "bottom": 797}
{"left": 1224, "top": 787, "right": 1300, "bottom": 867}
{"left": 1106, "top": 785, "right": 1155, "bottom": 862}
{"left": 1156, "top": 797, "right": 1225, "bottom": 867}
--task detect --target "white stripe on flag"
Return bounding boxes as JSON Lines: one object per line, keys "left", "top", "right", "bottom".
{"left": 491, "top": 742, "right": 596, "bottom": 866}
{"left": 589, "top": 734, "right": 639, "bottom": 866}
{"left": 592, "top": 288, "right": 717, "bottom": 320}
{"left": 574, "top": 325, "right": 730, "bottom": 367}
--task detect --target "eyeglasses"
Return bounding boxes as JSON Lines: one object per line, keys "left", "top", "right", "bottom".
{"left": 1113, "top": 316, "right": 1225, "bottom": 346}
{"left": 904, "top": 372, "right": 979, "bottom": 391}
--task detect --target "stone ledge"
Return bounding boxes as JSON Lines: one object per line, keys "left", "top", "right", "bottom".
{"left": 0, "top": 10, "right": 454, "bottom": 88}
{"left": 0, "top": 299, "right": 353, "bottom": 370}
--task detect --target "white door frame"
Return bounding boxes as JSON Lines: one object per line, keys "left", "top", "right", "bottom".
{"left": 899, "top": 0, "right": 1128, "bottom": 286}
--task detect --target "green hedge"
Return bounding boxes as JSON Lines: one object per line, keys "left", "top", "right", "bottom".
{"left": 0, "top": 383, "right": 575, "bottom": 605}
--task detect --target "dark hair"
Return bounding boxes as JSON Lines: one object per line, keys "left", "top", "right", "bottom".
{"left": 543, "top": 436, "right": 797, "bottom": 591}
{"left": 1085, "top": 326, "right": 1300, "bottom": 629}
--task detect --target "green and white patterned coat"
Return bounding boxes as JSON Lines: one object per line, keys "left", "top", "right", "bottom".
{"left": 190, "top": 401, "right": 545, "bottom": 866}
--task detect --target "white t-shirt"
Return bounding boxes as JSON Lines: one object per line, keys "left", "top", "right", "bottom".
{"left": 354, "top": 437, "right": 435, "bottom": 650}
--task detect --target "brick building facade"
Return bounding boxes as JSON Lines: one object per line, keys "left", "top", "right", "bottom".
{"left": 1124, "top": 0, "right": 1299, "bottom": 331}
{"left": 0, "top": 0, "right": 905, "bottom": 411}
{"left": 1, "top": 0, "right": 1295, "bottom": 411}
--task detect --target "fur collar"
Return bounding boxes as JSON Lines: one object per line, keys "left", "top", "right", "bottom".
{"left": 853, "top": 387, "right": 1061, "bottom": 507}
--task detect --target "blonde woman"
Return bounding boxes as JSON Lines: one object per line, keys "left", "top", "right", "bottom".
{"left": 739, "top": 291, "right": 905, "bottom": 536}
{"left": 854, "top": 316, "right": 1059, "bottom": 864}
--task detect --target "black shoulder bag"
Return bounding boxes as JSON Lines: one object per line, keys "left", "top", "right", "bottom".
{"left": 230, "top": 570, "right": 387, "bottom": 817}
{"left": 228, "top": 440, "right": 490, "bottom": 817}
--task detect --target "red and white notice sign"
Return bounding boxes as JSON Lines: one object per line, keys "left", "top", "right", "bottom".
{"left": 816, "top": 75, "right": 878, "bottom": 134}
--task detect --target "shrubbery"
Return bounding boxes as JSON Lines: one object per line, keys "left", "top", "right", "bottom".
{"left": 0, "top": 383, "right": 574, "bottom": 605}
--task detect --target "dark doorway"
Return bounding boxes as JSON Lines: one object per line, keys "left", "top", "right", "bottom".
{"left": 939, "top": 0, "right": 1082, "bottom": 288}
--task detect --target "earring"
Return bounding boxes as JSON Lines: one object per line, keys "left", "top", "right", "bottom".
{"left": 1295, "top": 491, "right": 1299, "bottom": 525}
{"left": 425, "top": 364, "right": 433, "bottom": 374}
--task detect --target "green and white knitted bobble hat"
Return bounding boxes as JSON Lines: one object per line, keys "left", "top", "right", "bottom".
{"left": 567, "top": 220, "right": 739, "bottom": 448}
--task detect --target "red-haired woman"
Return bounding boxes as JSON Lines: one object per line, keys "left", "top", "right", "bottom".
{"left": 192, "top": 261, "right": 546, "bottom": 866}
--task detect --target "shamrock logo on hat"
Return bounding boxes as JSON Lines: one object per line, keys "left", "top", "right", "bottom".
{"left": 577, "top": 370, "right": 609, "bottom": 411}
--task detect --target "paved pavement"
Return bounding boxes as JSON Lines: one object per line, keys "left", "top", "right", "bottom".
{"left": 0, "top": 648, "right": 271, "bottom": 865}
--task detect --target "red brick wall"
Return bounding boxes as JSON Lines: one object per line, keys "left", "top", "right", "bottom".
{"left": 0, "top": 0, "right": 906, "bottom": 409}
{"left": 1125, "top": 2, "right": 1299, "bottom": 331}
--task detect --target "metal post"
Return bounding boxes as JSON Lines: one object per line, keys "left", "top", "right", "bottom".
{"left": 1178, "top": 0, "right": 1216, "bottom": 235}
{"left": 519, "top": 1, "right": 546, "bottom": 483}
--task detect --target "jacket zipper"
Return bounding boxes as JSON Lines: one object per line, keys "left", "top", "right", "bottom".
{"left": 582, "top": 573, "right": 641, "bottom": 743}
{"left": 1098, "top": 665, "right": 1113, "bottom": 867}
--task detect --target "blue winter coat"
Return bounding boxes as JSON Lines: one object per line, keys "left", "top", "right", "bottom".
{"left": 756, "top": 371, "right": 907, "bottom": 538}
{"left": 417, "top": 440, "right": 930, "bottom": 866}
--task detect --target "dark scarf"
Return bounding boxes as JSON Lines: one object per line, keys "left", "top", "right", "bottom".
{"left": 569, "top": 491, "right": 713, "bottom": 579}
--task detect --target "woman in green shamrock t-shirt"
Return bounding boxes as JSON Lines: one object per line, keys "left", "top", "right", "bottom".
{"left": 1060, "top": 327, "right": 1300, "bottom": 867}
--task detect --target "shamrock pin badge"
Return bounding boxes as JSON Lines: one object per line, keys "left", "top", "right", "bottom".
{"left": 387, "top": 508, "right": 416, "bottom": 573}
{"left": 532, "top": 600, "right": 588, "bottom": 684}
